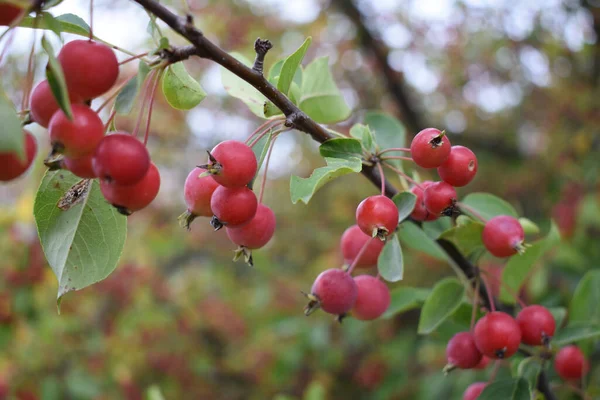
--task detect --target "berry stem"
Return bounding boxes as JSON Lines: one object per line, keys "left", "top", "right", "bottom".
{"left": 380, "top": 155, "right": 414, "bottom": 162}
{"left": 118, "top": 52, "right": 150, "bottom": 66}
{"left": 382, "top": 161, "right": 424, "bottom": 191}
{"left": 89, "top": 0, "right": 94, "bottom": 40}
{"left": 347, "top": 236, "right": 376, "bottom": 275}
{"left": 488, "top": 360, "right": 501, "bottom": 384}
{"left": 457, "top": 202, "right": 487, "bottom": 223}
{"left": 132, "top": 69, "right": 158, "bottom": 137}
{"left": 258, "top": 135, "right": 277, "bottom": 204}
{"left": 479, "top": 275, "right": 496, "bottom": 312}
{"left": 376, "top": 161, "right": 386, "bottom": 195}
{"left": 248, "top": 122, "right": 285, "bottom": 148}
{"left": 378, "top": 147, "right": 411, "bottom": 155}
{"left": 470, "top": 278, "right": 480, "bottom": 332}
{"left": 95, "top": 74, "right": 137, "bottom": 113}
{"left": 143, "top": 68, "right": 163, "bottom": 146}
{"left": 104, "top": 107, "right": 117, "bottom": 132}
{"left": 480, "top": 268, "right": 527, "bottom": 309}
{"left": 245, "top": 117, "right": 284, "bottom": 145}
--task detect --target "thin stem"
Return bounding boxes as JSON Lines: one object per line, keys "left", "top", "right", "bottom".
{"left": 378, "top": 147, "right": 411, "bottom": 155}
{"left": 248, "top": 122, "right": 284, "bottom": 148}
{"left": 118, "top": 52, "right": 149, "bottom": 66}
{"left": 488, "top": 361, "right": 501, "bottom": 384}
{"left": 95, "top": 74, "right": 136, "bottom": 113}
{"left": 376, "top": 162, "right": 385, "bottom": 195}
{"left": 132, "top": 69, "right": 157, "bottom": 137}
{"left": 258, "top": 136, "right": 277, "bottom": 204}
{"left": 347, "top": 237, "right": 376, "bottom": 275}
{"left": 382, "top": 161, "right": 424, "bottom": 190}
{"left": 470, "top": 278, "right": 480, "bottom": 332}
{"left": 245, "top": 117, "right": 284, "bottom": 145}
{"left": 380, "top": 155, "right": 414, "bottom": 162}
{"left": 479, "top": 275, "right": 496, "bottom": 312}
{"left": 95, "top": 37, "right": 143, "bottom": 59}
{"left": 457, "top": 202, "right": 488, "bottom": 223}
{"left": 89, "top": 0, "right": 94, "bottom": 40}
{"left": 143, "top": 68, "right": 163, "bottom": 146}
{"left": 480, "top": 268, "right": 527, "bottom": 309}
{"left": 104, "top": 108, "right": 117, "bottom": 132}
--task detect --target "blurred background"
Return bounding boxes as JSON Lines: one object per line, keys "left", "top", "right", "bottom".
{"left": 1, "top": 0, "right": 600, "bottom": 398}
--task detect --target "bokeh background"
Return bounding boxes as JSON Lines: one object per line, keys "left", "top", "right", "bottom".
{"left": 1, "top": 0, "right": 599, "bottom": 398}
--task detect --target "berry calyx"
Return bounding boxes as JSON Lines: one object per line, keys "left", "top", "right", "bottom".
{"left": 410, "top": 128, "right": 451, "bottom": 169}
{"left": 57, "top": 40, "right": 119, "bottom": 99}
{"left": 62, "top": 154, "right": 96, "bottom": 179}
{"left": 423, "top": 181, "right": 457, "bottom": 216}
{"left": 444, "top": 332, "right": 483, "bottom": 372}
{"left": 29, "top": 80, "right": 83, "bottom": 128}
{"left": 304, "top": 269, "right": 358, "bottom": 316}
{"left": 474, "top": 311, "right": 522, "bottom": 359}
{"left": 410, "top": 181, "right": 438, "bottom": 221}
{"left": 351, "top": 275, "right": 390, "bottom": 320}
{"left": 100, "top": 162, "right": 160, "bottom": 215}
{"left": 92, "top": 133, "right": 150, "bottom": 185}
{"left": 554, "top": 345, "right": 589, "bottom": 381}
{"left": 463, "top": 382, "right": 486, "bottom": 400}
{"left": 0, "top": 130, "right": 37, "bottom": 181}
{"left": 210, "top": 186, "right": 258, "bottom": 229}
{"left": 48, "top": 104, "right": 104, "bottom": 157}
{"left": 437, "top": 145, "right": 478, "bottom": 187}
{"left": 340, "top": 225, "right": 385, "bottom": 268}
{"left": 516, "top": 305, "right": 556, "bottom": 346}
{"left": 356, "top": 195, "right": 399, "bottom": 240}
{"left": 199, "top": 140, "right": 257, "bottom": 188}
{"left": 226, "top": 204, "right": 276, "bottom": 266}
{"left": 179, "top": 168, "right": 220, "bottom": 229}
{"left": 0, "top": 3, "right": 24, "bottom": 26}
{"left": 482, "top": 215, "right": 526, "bottom": 257}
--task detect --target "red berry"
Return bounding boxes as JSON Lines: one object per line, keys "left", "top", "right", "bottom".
{"left": 351, "top": 275, "right": 390, "bottom": 320}
{"left": 48, "top": 104, "right": 104, "bottom": 157}
{"left": 0, "top": 130, "right": 37, "bottom": 181}
{"left": 423, "top": 181, "right": 457, "bottom": 216}
{"left": 307, "top": 269, "right": 358, "bottom": 315}
{"left": 204, "top": 140, "right": 257, "bottom": 188}
{"left": 226, "top": 204, "right": 276, "bottom": 249}
{"left": 29, "top": 80, "right": 83, "bottom": 128}
{"left": 93, "top": 133, "right": 150, "bottom": 185}
{"left": 410, "top": 181, "right": 438, "bottom": 221}
{"left": 57, "top": 40, "right": 119, "bottom": 99}
{"left": 474, "top": 356, "right": 491, "bottom": 370}
{"left": 437, "top": 145, "right": 478, "bottom": 187}
{"left": 210, "top": 186, "right": 258, "bottom": 227}
{"left": 183, "top": 168, "right": 220, "bottom": 218}
{"left": 340, "top": 225, "right": 385, "bottom": 268}
{"left": 0, "top": 3, "right": 23, "bottom": 26}
{"left": 474, "top": 311, "right": 522, "bottom": 359}
{"left": 446, "top": 332, "right": 483, "bottom": 369}
{"left": 482, "top": 215, "right": 525, "bottom": 258}
{"left": 463, "top": 382, "right": 486, "bottom": 400}
{"left": 100, "top": 162, "right": 160, "bottom": 215}
{"left": 62, "top": 154, "right": 96, "bottom": 178}
{"left": 554, "top": 345, "right": 589, "bottom": 381}
{"left": 516, "top": 305, "right": 556, "bottom": 346}
{"left": 356, "top": 195, "right": 399, "bottom": 239}
{"left": 410, "top": 128, "right": 451, "bottom": 169}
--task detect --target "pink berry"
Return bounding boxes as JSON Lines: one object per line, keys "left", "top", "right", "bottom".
{"left": 356, "top": 195, "right": 399, "bottom": 239}
{"left": 516, "top": 305, "right": 556, "bottom": 346}
{"left": 226, "top": 204, "right": 276, "bottom": 249}
{"left": 351, "top": 275, "right": 390, "bottom": 320}
{"left": 183, "top": 167, "right": 220, "bottom": 218}
{"left": 203, "top": 140, "right": 257, "bottom": 188}
{"left": 306, "top": 269, "right": 358, "bottom": 315}
{"left": 482, "top": 215, "right": 525, "bottom": 257}
{"left": 93, "top": 133, "right": 150, "bottom": 185}
{"left": 410, "top": 128, "right": 451, "bottom": 169}
{"left": 474, "top": 311, "right": 522, "bottom": 359}
{"left": 29, "top": 80, "right": 83, "bottom": 128}
{"left": 340, "top": 225, "right": 385, "bottom": 268}
{"left": 0, "top": 130, "right": 37, "bottom": 181}
{"left": 48, "top": 104, "right": 104, "bottom": 157}
{"left": 410, "top": 181, "right": 438, "bottom": 221}
{"left": 437, "top": 145, "right": 478, "bottom": 187}
{"left": 62, "top": 154, "right": 96, "bottom": 178}
{"left": 100, "top": 162, "right": 160, "bottom": 215}
{"left": 423, "top": 181, "right": 457, "bottom": 216}
{"left": 554, "top": 345, "right": 589, "bottom": 381}
{"left": 463, "top": 382, "right": 486, "bottom": 400}
{"left": 446, "top": 332, "right": 483, "bottom": 369}
{"left": 210, "top": 186, "right": 258, "bottom": 227}
{"left": 474, "top": 356, "right": 491, "bottom": 370}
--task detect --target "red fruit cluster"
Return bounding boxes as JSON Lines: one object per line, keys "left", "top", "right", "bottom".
{"left": 0, "top": 130, "right": 37, "bottom": 182}
{"left": 482, "top": 215, "right": 526, "bottom": 257}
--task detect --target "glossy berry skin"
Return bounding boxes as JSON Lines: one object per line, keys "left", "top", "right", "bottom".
{"left": 437, "top": 145, "right": 478, "bottom": 187}
{"left": 410, "top": 181, "right": 438, "bottom": 221}
{"left": 211, "top": 186, "right": 258, "bottom": 227}
{"left": 446, "top": 332, "right": 483, "bottom": 369}
{"left": 340, "top": 225, "right": 385, "bottom": 268}
{"left": 0, "top": 130, "right": 37, "bottom": 181}
{"left": 184, "top": 168, "right": 219, "bottom": 217}
{"left": 62, "top": 154, "right": 96, "bottom": 178}
{"left": 482, "top": 215, "right": 525, "bottom": 257}
{"left": 516, "top": 305, "right": 556, "bottom": 346}
{"left": 356, "top": 195, "right": 399, "bottom": 238}
{"left": 48, "top": 104, "right": 104, "bottom": 157}
{"left": 410, "top": 128, "right": 451, "bottom": 169}
{"left": 554, "top": 345, "right": 589, "bottom": 381}
{"left": 463, "top": 382, "right": 486, "bottom": 400}
{"left": 207, "top": 140, "right": 257, "bottom": 188}
{"left": 0, "top": 3, "right": 23, "bottom": 26}
{"left": 474, "top": 311, "right": 522, "bottom": 359}
{"left": 423, "top": 181, "right": 457, "bottom": 215}
{"left": 93, "top": 133, "right": 150, "bottom": 185}
{"left": 226, "top": 204, "right": 276, "bottom": 249}
{"left": 352, "top": 275, "right": 390, "bottom": 320}
{"left": 311, "top": 269, "right": 358, "bottom": 315}
{"left": 29, "top": 80, "right": 83, "bottom": 128}
{"left": 474, "top": 356, "right": 491, "bottom": 370}
{"left": 100, "top": 163, "right": 160, "bottom": 215}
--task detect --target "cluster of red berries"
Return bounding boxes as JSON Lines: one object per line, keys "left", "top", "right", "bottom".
{"left": 0, "top": 3, "right": 25, "bottom": 27}
{"left": 181, "top": 140, "right": 276, "bottom": 265}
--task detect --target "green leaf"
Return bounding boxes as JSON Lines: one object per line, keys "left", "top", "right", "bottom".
{"left": 289, "top": 81, "right": 302, "bottom": 106}
{"left": 303, "top": 381, "right": 325, "bottom": 400}
{"left": 21, "top": 13, "right": 90, "bottom": 36}
{"left": 552, "top": 322, "right": 600, "bottom": 345}
{"left": 41, "top": 12, "right": 62, "bottom": 38}
{"left": 42, "top": 35, "right": 72, "bottom": 119}
{"left": 422, "top": 218, "right": 453, "bottom": 240}
{"left": 478, "top": 378, "right": 531, "bottom": 400}
{"left": 517, "top": 358, "right": 542, "bottom": 393}
{"left": 299, "top": 57, "right": 350, "bottom": 124}
{"left": 382, "top": 287, "right": 430, "bottom": 318}
{"left": 364, "top": 111, "right": 406, "bottom": 170}
{"left": 146, "top": 385, "right": 165, "bottom": 400}
{"left": 378, "top": 234, "right": 403, "bottom": 282}
{"left": 268, "top": 60, "right": 284, "bottom": 84}
{"left": 33, "top": 171, "right": 127, "bottom": 304}
{"left": 417, "top": 277, "right": 465, "bottom": 334}
{"left": 460, "top": 192, "right": 519, "bottom": 221}
{"left": 500, "top": 222, "right": 560, "bottom": 304}
{"left": 392, "top": 192, "right": 417, "bottom": 222}
{"left": 550, "top": 307, "right": 567, "bottom": 329}
{"left": 263, "top": 101, "right": 282, "bottom": 117}
{"left": 290, "top": 157, "right": 361, "bottom": 205}
{"left": 162, "top": 62, "right": 206, "bottom": 110}
{"left": 0, "top": 89, "right": 24, "bottom": 160}
{"left": 278, "top": 37, "right": 311, "bottom": 95}
{"left": 569, "top": 270, "right": 600, "bottom": 324}
{"left": 318, "top": 138, "right": 362, "bottom": 159}
{"left": 248, "top": 130, "right": 273, "bottom": 188}
{"left": 439, "top": 219, "right": 485, "bottom": 256}
{"left": 397, "top": 221, "right": 447, "bottom": 261}
{"left": 349, "top": 123, "right": 376, "bottom": 153}
{"left": 115, "top": 62, "right": 151, "bottom": 115}
{"left": 221, "top": 52, "right": 268, "bottom": 118}
{"left": 519, "top": 217, "right": 540, "bottom": 235}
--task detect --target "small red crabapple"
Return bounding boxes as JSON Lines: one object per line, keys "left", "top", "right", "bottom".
{"left": 410, "top": 181, "right": 438, "bottom": 221}
{"left": 29, "top": 80, "right": 83, "bottom": 128}
{"left": 474, "top": 311, "right": 522, "bottom": 359}
{"left": 210, "top": 186, "right": 258, "bottom": 229}
{"left": 62, "top": 154, "right": 96, "bottom": 179}
{"left": 304, "top": 268, "right": 358, "bottom": 316}
{"left": 48, "top": 104, "right": 105, "bottom": 157}
{"left": 340, "top": 225, "right": 385, "bottom": 268}
{"left": 356, "top": 195, "right": 399, "bottom": 240}
{"left": 226, "top": 204, "right": 276, "bottom": 266}
{"left": 473, "top": 355, "right": 491, "bottom": 370}
{"left": 482, "top": 215, "right": 526, "bottom": 257}
{"left": 351, "top": 275, "right": 390, "bottom": 320}
{"left": 410, "top": 128, "right": 451, "bottom": 169}
{"left": 100, "top": 162, "right": 160, "bottom": 215}
{"left": 437, "top": 145, "right": 478, "bottom": 187}
{"left": 179, "top": 167, "right": 220, "bottom": 229}
{"left": 463, "top": 382, "right": 486, "bottom": 400}
{"left": 93, "top": 133, "right": 150, "bottom": 185}
{"left": 0, "top": 130, "right": 37, "bottom": 182}
{"left": 199, "top": 140, "right": 257, "bottom": 188}
{"left": 444, "top": 331, "right": 483, "bottom": 371}
{"left": 423, "top": 181, "right": 457, "bottom": 216}
{"left": 0, "top": 3, "right": 23, "bottom": 26}
{"left": 554, "top": 345, "right": 589, "bottom": 381}
{"left": 516, "top": 305, "right": 556, "bottom": 346}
